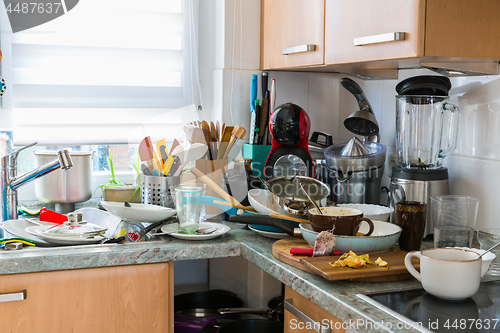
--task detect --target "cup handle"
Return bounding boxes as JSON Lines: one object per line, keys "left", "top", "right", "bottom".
{"left": 359, "top": 218, "right": 374, "bottom": 236}
{"left": 405, "top": 251, "right": 421, "bottom": 282}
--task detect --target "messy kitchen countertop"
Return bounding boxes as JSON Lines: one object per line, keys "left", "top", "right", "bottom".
{"left": 0, "top": 219, "right": 491, "bottom": 333}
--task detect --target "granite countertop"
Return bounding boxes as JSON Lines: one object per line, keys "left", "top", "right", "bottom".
{"left": 0, "top": 220, "right": 478, "bottom": 333}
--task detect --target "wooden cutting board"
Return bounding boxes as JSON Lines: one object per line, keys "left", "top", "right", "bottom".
{"left": 272, "top": 238, "right": 419, "bottom": 282}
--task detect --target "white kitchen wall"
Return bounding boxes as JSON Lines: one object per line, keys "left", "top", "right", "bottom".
{"left": 346, "top": 68, "right": 500, "bottom": 231}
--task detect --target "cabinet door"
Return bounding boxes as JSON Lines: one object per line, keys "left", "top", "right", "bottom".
{"left": 0, "top": 262, "right": 173, "bottom": 333}
{"left": 325, "top": 0, "right": 425, "bottom": 65}
{"left": 261, "top": 0, "right": 325, "bottom": 70}
{"left": 284, "top": 287, "right": 345, "bottom": 333}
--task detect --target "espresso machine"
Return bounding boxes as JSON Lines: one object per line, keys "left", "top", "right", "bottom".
{"left": 389, "top": 76, "right": 460, "bottom": 236}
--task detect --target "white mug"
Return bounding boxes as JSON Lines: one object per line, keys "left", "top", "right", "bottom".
{"left": 405, "top": 248, "right": 482, "bottom": 301}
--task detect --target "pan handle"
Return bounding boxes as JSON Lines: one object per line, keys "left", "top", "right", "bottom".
{"left": 228, "top": 215, "right": 295, "bottom": 236}
{"left": 218, "top": 307, "right": 273, "bottom": 319}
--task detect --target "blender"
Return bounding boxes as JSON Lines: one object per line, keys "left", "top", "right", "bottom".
{"left": 389, "top": 76, "right": 460, "bottom": 236}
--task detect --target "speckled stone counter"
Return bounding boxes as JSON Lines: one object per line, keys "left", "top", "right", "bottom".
{"left": 0, "top": 221, "right": 486, "bottom": 333}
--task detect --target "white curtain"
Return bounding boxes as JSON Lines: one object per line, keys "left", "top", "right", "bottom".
{"left": 0, "top": 0, "right": 201, "bottom": 145}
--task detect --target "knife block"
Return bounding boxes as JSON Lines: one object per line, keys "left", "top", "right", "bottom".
{"left": 194, "top": 159, "right": 228, "bottom": 216}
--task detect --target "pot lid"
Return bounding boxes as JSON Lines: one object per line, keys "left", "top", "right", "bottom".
{"left": 396, "top": 75, "right": 451, "bottom": 96}
{"left": 324, "top": 139, "right": 386, "bottom": 171}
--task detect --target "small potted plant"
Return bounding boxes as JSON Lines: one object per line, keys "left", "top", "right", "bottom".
{"left": 95, "top": 148, "right": 142, "bottom": 203}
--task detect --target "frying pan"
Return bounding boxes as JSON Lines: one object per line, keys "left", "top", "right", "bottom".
{"left": 174, "top": 290, "right": 244, "bottom": 333}
{"left": 228, "top": 215, "right": 301, "bottom": 237}
{"left": 217, "top": 319, "right": 284, "bottom": 333}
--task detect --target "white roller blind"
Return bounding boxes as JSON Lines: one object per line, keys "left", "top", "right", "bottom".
{"left": 2, "top": 0, "right": 200, "bottom": 145}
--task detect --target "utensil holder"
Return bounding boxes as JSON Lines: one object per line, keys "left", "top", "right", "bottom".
{"left": 141, "top": 175, "right": 180, "bottom": 206}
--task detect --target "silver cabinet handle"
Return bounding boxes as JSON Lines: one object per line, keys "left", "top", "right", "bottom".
{"left": 284, "top": 298, "right": 331, "bottom": 333}
{"left": 281, "top": 44, "right": 317, "bottom": 55}
{"left": 0, "top": 290, "right": 26, "bottom": 303}
{"left": 354, "top": 32, "right": 406, "bottom": 46}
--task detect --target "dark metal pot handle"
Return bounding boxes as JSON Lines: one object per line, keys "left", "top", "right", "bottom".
{"left": 218, "top": 307, "right": 273, "bottom": 319}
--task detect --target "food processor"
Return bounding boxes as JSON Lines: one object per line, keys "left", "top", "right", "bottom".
{"left": 389, "top": 75, "right": 460, "bottom": 236}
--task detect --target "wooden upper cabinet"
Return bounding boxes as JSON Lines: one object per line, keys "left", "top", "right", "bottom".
{"left": 261, "top": 0, "right": 325, "bottom": 70}
{"left": 325, "top": 0, "right": 500, "bottom": 67}
{"left": 325, "top": 0, "right": 425, "bottom": 65}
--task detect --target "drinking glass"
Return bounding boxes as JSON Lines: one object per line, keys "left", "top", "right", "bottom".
{"left": 478, "top": 228, "right": 500, "bottom": 276}
{"left": 174, "top": 185, "right": 203, "bottom": 232}
{"left": 431, "top": 195, "right": 479, "bottom": 248}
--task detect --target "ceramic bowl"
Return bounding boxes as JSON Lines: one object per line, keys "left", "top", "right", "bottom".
{"left": 448, "top": 247, "right": 496, "bottom": 277}
{"left": 299, "top": 220, "right": 402, "bottom": 253}
{"left": 338, "top": 203, "right": 393, "bottom": 222}
{"left": 100, "top": 201, "right": 176, "bottom": 222}
{"left": 248, "top": 189, "right": 277, "bottom": 216}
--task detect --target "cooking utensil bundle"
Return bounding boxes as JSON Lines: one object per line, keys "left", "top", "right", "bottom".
{"left": 249, "top": 73, "right": 274, "bottom": 146}
{"left": 183, "top": 120, "right": 247, "bottom": 161}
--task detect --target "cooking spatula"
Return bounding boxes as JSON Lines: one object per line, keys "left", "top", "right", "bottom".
{"left": 217, "top": 126, "right": 233, "bottom": 159}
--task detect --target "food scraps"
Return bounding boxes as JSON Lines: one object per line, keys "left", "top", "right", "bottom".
{"left": 330, "top": 251, "right": 388, "bottom": 269}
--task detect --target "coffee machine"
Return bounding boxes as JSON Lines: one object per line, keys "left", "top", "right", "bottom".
{"left": 264, "top": 103, "right": 315, "bottom": 180}
{"left": 389, "top": 76, "right": 460, "bottom": 236}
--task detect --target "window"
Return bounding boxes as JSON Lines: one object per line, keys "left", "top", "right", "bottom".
{"left": 0, "top": 0, "right": 201, "bottom": 147}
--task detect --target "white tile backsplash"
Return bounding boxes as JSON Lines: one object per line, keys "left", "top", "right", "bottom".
{"left": 355, "top": 67, "right": 500, "bottom": 230}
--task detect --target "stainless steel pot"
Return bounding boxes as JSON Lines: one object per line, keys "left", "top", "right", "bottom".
{"left": 34, "top": 151, "right": 94, "bottom": 213}
{"left": 267, "top": 175, "right": 330, "bottom": 216}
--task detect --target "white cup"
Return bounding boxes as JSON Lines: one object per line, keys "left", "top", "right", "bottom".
{"left": 405, "top": 248, "right": 482, "bottom": 301}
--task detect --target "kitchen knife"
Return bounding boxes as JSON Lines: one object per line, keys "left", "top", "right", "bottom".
{"left": 253, "top": 100, "right": 261, "bottom": 144}
{"left": 249, "top": 74, "right": 258, "bottom": 145}
{"left": 260, "top": 72, "right": 270, "bottom": 145}
{"left": 268, "top": 78, "right": 277, "bottom": 145}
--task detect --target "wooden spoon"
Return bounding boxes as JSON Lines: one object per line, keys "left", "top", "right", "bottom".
{"left": 222, "top": 125, "right": 247, "bottom": 159}
{"left": 217, "top": 126, "right": 233, "bottom": 159}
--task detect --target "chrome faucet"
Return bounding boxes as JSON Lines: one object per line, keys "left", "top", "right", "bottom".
{"left": 0, "top": 142, "right": 73, "bottom": 221}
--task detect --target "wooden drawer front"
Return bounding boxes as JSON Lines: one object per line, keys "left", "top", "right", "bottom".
{"left": 325, "top": 0, "right": 425, "bottom": 65}
{"left": 261, "top": 0, "right": 325, "bottom": 69}
{"left": 284, "top": 287, "right": 345, "bottom": 333}
{"left": 0, "top": 262, "right": 173, "bottom": 333}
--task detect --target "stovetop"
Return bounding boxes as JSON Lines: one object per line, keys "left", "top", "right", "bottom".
{"left": 358, "top": 281, "right": 500, "bottom": 333}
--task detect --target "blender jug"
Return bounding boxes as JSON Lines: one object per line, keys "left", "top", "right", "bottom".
{"left": 396, "top": 96, "right": 459, "bottom": 169}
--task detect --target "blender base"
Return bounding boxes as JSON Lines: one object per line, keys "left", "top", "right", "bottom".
{"left": 389, "top": 166, "right": 450, "bottom": 237}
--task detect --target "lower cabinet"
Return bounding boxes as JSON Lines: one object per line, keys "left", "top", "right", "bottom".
{"left": 284, "top": 286, "right": 345, "bottom": 333}
{"left": 0, "top": 262, "right": 174, "bottom": 333}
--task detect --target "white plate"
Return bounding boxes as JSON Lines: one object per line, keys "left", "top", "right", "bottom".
{"left": 248, "top": 225, "right": 288, "bottom": 240}
{"left": 25, "top": 226, "right": 104, "bottom": 245}
{"left": 338, "top": 203, "right": 393, "bottom": 222}
{"left": 3, "top": 219, "right": 55, "bottom": 246}
{"left": 248, "top": 189, "right": 278, "bottom": 215}
{"left": 100, "top": 201, "right": 176, "bottom": 222}
{"left": 159, "top": 222, "right": 230, "bottom": 240}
